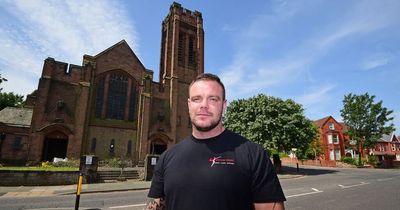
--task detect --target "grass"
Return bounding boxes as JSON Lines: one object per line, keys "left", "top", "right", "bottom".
{"left": 0, "top": 166, "right": 79, "bottom": 171}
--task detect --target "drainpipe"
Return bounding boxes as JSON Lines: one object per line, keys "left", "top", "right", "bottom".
{"left": 0, "top": 132, "right": 6, "bottom": 159}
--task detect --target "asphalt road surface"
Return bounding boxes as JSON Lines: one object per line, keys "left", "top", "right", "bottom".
{"left": 0, "top": 165, "right": 399, "bottom": 210}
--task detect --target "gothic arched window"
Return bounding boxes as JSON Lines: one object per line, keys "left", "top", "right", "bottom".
{"left": 94, "top": 72, "right": 137, "bottom": 121}
{"left": 106, "top": 73, "right": 128, "bottom": 120}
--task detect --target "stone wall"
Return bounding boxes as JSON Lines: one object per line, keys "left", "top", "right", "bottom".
{"left": 0, "top": 170, "right": 79, "bottom": 186}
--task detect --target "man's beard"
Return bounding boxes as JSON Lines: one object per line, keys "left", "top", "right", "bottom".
{"left": 191, "top": 115, "right": 222, "bottom": 132}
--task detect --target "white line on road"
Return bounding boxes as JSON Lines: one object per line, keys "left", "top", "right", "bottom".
{"left": 338, "top": 182, "right": 369, "bottom": 189}
{"left": 377, "top": 177, "right": 394, "bottom": 181}
{"left": 286, "top": 188, "right": 323, "bottom": 198}
{"left": 109, "top": 203, "right": 147, "bottom": 209}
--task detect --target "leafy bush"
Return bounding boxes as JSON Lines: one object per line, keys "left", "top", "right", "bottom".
{"left": 341, "top": 156, "right": 357, "bottom": 165}
{"left": 367, "top": 155, "right": 380, "bottom": 167}
{"left": 279, "top": 152, "right": 289, "bottom": 158}
{"left": 41, "top": 161, "right": 51, "bottom": 168}
{"left": 99, "top": 157, "right": 123, "bottom": 168}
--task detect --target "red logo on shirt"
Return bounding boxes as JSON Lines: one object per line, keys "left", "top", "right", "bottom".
{"left": 208, "top": 156, "right": 235, "bottom": 167}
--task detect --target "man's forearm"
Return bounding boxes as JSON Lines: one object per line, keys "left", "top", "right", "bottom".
{"left": 254, "top": 201, "right": 285, "bottom": 210}
{"left": 146, "top": 198, "right": 165, "bottom": 210}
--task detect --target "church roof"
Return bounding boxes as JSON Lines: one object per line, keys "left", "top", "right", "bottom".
{"left": 93, "top": 39, "right": 146, "bottom": 70}
{"left": 0, "top": 107, "right": 33, "bottom": 127}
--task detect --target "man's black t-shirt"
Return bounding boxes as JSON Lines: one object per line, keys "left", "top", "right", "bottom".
{"left": 148, "top": 129, "right": 286, "bottom": 210}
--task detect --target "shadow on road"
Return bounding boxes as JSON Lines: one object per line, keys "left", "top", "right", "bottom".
{"left": 280, "top": 165, "right": 338, "bottom": 176}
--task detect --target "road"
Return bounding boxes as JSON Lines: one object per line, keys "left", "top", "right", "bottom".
{"left": 0, "top": 166, "right": 399, "bottom": 210}
{"left": 282, "top": 166, "right": 400, "bottom": 210}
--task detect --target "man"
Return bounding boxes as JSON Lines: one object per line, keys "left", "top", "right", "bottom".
{"left": 147, "top": 73, "right": 286, "bottom": 210}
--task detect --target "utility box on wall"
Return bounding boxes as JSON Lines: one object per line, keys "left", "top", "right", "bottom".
{"left": 80, "top": 155, "right": 99, "bottom": 183}
{"left": 145, "top": 154, "right": 160, "bottom": 181}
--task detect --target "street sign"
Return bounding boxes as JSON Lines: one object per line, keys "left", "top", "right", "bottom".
{"left": 85, "top": 156, "right": 93, "bottom": 165}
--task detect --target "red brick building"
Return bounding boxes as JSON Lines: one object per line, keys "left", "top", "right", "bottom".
{"left": 314, "top": 116, "right": 347, "bottom": 161}
{"left": 0, "top": 2, "right": 204, "bottom": 165}
{"left": 369, "top": 133, "right": 400, "bottom": 161}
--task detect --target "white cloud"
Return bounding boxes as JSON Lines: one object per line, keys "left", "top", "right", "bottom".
{"left": 315, "top": 0, "right": 399, "bottom": 49}
{"left": 296, "top": 84, "right": 339, "bottom": 122}
{"left": 0, "top": 0, "right": 139, "bottom": 95}
{"left": 295, "top": 84, "right": 336, "bottom": 108}
{"left": 392, "top": 110, "right": 400, "bottom": 133}
{"left": 361, "top": 52, "right": 394, "bottom": 70}
{"left": 219, "top": 0, "right": 400, "bottom": 102}
{"left": 221, "top": 24, "right": 237, "bottom": 32}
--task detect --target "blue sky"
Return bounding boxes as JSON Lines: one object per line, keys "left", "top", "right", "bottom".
{"left": 0, "top": 0, "right": 399, "bottom": 132}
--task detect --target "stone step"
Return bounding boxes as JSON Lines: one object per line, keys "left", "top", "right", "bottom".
{"left": 97, "top": 170, "right": 140, "bottom": 181}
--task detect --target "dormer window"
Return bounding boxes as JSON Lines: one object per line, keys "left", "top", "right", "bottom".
{"left": 329, "top": 123, "right": 335, "bottom": 130}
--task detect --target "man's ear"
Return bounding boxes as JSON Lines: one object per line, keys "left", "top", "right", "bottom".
{"left": 223, "top": 99, "right": 227, "bottom": 112}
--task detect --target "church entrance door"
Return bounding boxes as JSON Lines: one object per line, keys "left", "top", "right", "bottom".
{"left": 150, "top": 142, "right": 167, "bottom": 155}
{"left": 42, "top": 137, "right": 68, "bottom": 162}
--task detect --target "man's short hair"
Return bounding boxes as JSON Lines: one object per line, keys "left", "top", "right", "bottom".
{"left": 189, "top": 73, "right": 226, "bottom": 100}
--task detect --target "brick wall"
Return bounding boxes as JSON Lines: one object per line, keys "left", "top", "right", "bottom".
{"left": 281, "top": 157, "right": 338, "bottom": 167}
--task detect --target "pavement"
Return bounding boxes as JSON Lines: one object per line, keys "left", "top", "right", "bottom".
{"left": 0, "top": 169, "right": 303, "bottom": 198}
{"left": 0, "top": 179, "right": 153, "bottom": 198}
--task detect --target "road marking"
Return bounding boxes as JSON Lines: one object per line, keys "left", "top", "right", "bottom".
{"left": 110, "top": 203, "right": 147, "bottom": 209}
{"left": 377, "top": 177, "right": 394, "bottom": 181}
{"left": 286, "top": 188, "right": 323, "bottom": 198}
{"left": 27, "top": 208, "right": 82, "bottom": 210}
{"left": 338, "top": 182, "right": 369, "bottom": 189}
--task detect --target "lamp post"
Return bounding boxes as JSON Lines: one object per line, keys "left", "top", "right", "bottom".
{"left": 291, "top": 148, "right": 299, "bottom": 172}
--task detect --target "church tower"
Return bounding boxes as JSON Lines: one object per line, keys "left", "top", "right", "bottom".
{"left": 160, "top": 2, "right": 204, "bottom": 143}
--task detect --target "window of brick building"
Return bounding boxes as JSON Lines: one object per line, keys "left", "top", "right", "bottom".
{"left": 329, "top": 149, "right": 334, "bottom": 160}
{"left": 327, "top": 134, "right": 333, "bottom": 144}
{"left": 333, "top": 134, "right": 339, "bottom": 144}
{"left": 335, "top": 149, "right": 341, "bottom": 160}
{"left": 328, "top": 123, "right": 335, "bottom": 130}
{"left": 95, "top": 72, "right": 137, "bottom": 121}
{"left": 13, "top": 136, "right": 22, "bottom": 150}
{"left": 178, "top": 32, "right": 186, "bottom": 67}
{"left": 107, "top": 74, "right": 128, "bottom": 120}
{"left": 188, "top": 35, "right": 196, "bottom": 69}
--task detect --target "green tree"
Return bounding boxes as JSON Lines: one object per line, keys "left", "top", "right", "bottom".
{"left": 0, "top": 74, "right": 25, "bottom": 110}
{"left": 340, "top": 93, "right": 395, "bottom": 165}
{"left": 0, "top": 92, "right": 25, "bottom": 110}
{"left": 224, "top": 94, "right": 318, "bottom": 154}
{"left": 0, "top": 74, "right": 7, "bottom": 92}
{"left": 296, "top": 134, "right": 323, "bottom": 160}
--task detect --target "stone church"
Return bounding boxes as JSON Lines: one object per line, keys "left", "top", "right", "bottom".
{"left": 0, "top": 2, "right": 204, "bottom": 165}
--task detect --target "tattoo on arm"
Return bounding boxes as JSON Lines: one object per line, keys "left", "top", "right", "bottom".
{"left": 146, "top": 198, "right": 165, "bottom": 210}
